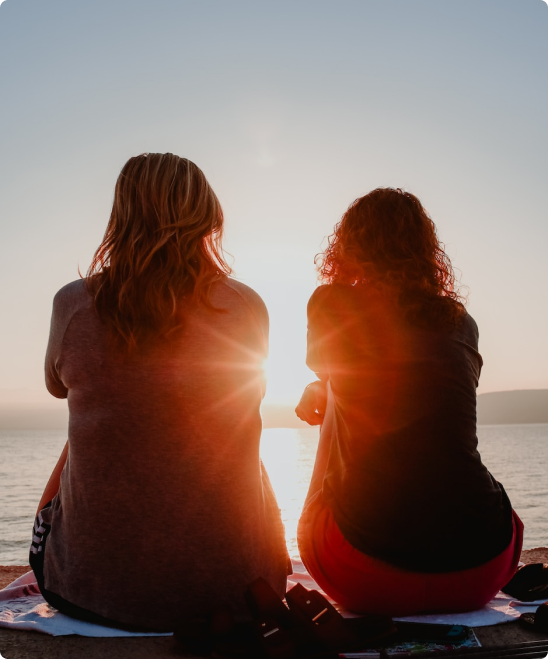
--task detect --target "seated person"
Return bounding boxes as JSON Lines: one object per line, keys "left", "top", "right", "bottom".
{"left": 296, "top": 187, "right": 522, "bottom": 616}
{"left": 31, "top": 152, "right": 289, "bottom": 631}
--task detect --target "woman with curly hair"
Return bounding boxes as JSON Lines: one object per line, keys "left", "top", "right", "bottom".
{"left": 31, "top": 153, "right": 289, "bottom": 631}
{"left": 296, "top": 188, "right": 522, "bottom": 616}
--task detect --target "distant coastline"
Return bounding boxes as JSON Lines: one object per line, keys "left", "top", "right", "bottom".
{"left": 476, "top": 390, "right": 548, "bottom": 426}
{"left": 262, "top": 390, "right": 548, "bottom": 428}
{"left": 1, "top": 389, "right": 547, "bottom": 430}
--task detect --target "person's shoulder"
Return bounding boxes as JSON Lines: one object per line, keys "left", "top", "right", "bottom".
{"left": 308, "top": 283, "right": 356, "bottom": 310}
{"left": 464, "top": 309, "right": 478, "bottom": 330}
{"left": 54, "top": 278, "right": 86, "bottom": 297}
{"left": 308, "top": 283, "right": 336, "bottom": 304}
{"left": 52, "top": 279, "right": 89, "bottom": 311}
{"left": 216, "top": 277, "right": 268, "bottom": 322}
{"left": 459, "top": 308, "right": 479, "bottom": 339}
{"left": 445, "top": 305, "right": 480, "bottom": 347}
{"left": 49, "top": 279, "right": 91, "bottom": 342}
{"left": 220, "top": 277, "right": 265, "bottom": 307}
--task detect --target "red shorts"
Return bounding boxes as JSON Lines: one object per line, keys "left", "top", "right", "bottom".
{"left": 297, "top": 497, "right": 523, "bottom": 616}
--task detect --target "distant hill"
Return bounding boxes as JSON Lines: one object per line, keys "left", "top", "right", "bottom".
{"left": 0, "top": 388, "right": 69, "bottom": 430}
{"left": 477, "top": 389, "right": 548, "bottom": 425}
{"left": 0, "top": 405, "right": 68, "bottom": 430}
{"left": 1, "top": 389, "right": 547, "bottom": 430}
{"left": 263, "top": 390, "right": 548, "bottom": 428}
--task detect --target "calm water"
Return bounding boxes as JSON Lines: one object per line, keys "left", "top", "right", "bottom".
{"left": 1, "top": 424, "right": 547, "bottom": 565}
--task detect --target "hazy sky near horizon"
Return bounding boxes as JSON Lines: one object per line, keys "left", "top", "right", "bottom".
{"left": 0, "top": 0, "right": 547, "bottom": 406}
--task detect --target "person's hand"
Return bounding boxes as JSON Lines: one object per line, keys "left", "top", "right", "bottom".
{"left": 295, "top": 381, "right": 327, "bottom": 426}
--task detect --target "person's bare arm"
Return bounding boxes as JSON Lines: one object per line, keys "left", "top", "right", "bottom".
{"left": 295, "top": 379, "right": 328, "bottom": 426}
{"left": 36, "top": 441, "right": 68, "bottom": 515}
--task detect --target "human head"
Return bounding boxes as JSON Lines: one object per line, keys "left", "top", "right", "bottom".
{"left": 106, "top": 152, "right": 226, "bottom": 274}
{"left": 87, "top": 153, "right": 231, "bottom": 349}
{"left": 318, "top": 187, "right": 465, "bottom": 323}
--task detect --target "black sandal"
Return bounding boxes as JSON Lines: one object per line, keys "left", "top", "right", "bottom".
{"left": 285, "top": 582, "right": 395, "bottom": 652}
{"left": 246, "top": 578, "right": 326, "bottom": 658}
{"left": 246, "top": 577, "right": 395, "bottom": 658}
{"left": 519, "top": 601, "right": 548, "bottom": 633}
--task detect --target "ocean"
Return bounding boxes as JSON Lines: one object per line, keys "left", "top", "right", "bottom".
{"left": 1, "top": 424, "right": 547, "bottom": 565}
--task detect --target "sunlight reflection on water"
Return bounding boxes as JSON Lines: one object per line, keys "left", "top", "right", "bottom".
{"left": 260, "top": 427, "right": 319, "bottom": 558}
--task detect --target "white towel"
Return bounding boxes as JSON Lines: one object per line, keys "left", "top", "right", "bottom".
{"left": 0, "top": 561, "right": 546, "bottom": 637}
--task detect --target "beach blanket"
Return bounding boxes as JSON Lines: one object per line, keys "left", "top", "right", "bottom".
{"left": 0, "top": 560, "right": 546, "bottom": 637}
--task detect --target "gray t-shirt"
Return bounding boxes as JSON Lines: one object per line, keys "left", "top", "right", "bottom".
{"left": 41, "top": 277, "right": 288, "bottom": 630}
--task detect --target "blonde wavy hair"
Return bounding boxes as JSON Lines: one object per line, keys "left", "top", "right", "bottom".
{"left": 86, "top": 153, "right": 231, "bottom": 350}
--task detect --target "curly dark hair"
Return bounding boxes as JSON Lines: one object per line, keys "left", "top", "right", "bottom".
{"left": 316, "top": 188, "right": 466, "bottom": 327}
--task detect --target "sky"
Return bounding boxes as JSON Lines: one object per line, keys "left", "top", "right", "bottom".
{"left": 0, "top": 0, "right": 547, "bottom": 409}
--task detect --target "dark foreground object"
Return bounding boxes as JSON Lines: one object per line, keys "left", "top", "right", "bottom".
{"left": 520, "top": 602, "right": 548, "bottom": 633}
{"left": 502, "top": 564, "right": 548, "bottom": 602}
{"left": 174, "top": 578, "right": 394, "bottom": 658}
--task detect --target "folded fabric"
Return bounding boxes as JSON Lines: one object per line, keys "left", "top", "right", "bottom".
{"left": 1, "top": 561, "right": 546, "bottom": 637}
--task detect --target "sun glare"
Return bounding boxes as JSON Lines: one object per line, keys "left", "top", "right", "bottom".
{"left": 260, "top": 428, "right": 319, "bottom": 557}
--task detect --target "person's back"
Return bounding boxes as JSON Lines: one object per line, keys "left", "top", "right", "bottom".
{"left": 306, "top": 282, "right": 511, "bottom": 572}
{"left": 42, "top": 277, "right": 287, "bottom": 629}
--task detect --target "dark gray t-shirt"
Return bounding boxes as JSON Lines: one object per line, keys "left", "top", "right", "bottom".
{"left": 306, "top": 283, "right": 513, "bottom": 573}
{"left": 41, "top": 277, "right": 288, "bottom": 630}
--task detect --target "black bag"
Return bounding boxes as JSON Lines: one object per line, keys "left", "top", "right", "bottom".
{"left": 501, "top": 563, "right": 548, "bottom": 601}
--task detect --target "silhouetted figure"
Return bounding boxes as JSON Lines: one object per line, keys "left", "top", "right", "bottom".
{"left": 296, "top": 188, "right": 522, "bottom": 615}
{"left": 31, "top": 153, "right": 288, "bottom": 631}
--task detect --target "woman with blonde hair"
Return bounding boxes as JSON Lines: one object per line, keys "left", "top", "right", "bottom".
{"left": 31, "top": 153, "right": 289, "bottom": 631}
{"left": 296, "top": 188, "right": 522, "bottom": 616}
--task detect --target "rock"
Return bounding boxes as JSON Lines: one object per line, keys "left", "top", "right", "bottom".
{"left": 521, "top": 548, "right": 548, "bottom": 564}
{"left": 0, "top": 566, "right": 28, "bottom": 590}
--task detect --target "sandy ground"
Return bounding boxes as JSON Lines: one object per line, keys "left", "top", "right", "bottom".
{"left": 0, "top": 548, "right": 547, "bottom": 658}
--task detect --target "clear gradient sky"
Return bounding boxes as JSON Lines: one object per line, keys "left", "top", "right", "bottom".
{"left": 0, "top": 0, "right": 547, "bottom": 408}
